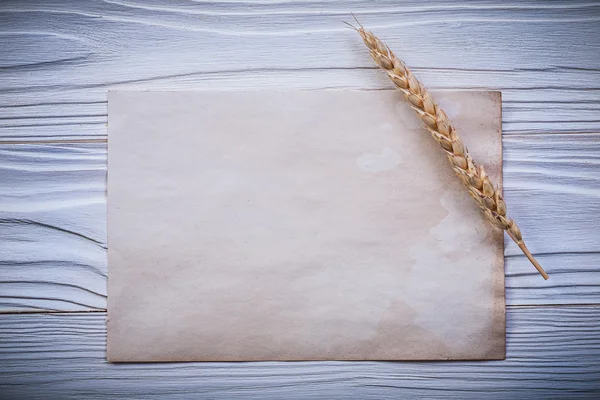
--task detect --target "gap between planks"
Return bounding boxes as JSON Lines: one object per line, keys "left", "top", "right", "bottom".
{"left": 0, "top": 138, "right": 107, "bottom": 145}
{"left": 0, "top": 131, "right": 597, "bottom": 146}
{"left": 2, "top": 303, "right": 598, "bottom": 316}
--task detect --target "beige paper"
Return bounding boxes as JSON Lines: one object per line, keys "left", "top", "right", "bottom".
{"left": 107, "top": 90, "right": 505, "bottom": 362}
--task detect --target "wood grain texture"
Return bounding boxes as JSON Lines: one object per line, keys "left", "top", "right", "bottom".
{"left": 1, "top": 0, "right": 599, "bottom": 397}
{"left": 1, "top": 1, "right": 600, "bottom": 140}
{"left": 0, "top": 144, "right": 106, "bottom": 311}
{"left": 1, "top": 306, "right": 600, "bottom": 399}
{"left": 1, "top": 134, "right": 598, "bottom": 312}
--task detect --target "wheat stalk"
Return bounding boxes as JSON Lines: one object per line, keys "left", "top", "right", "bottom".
{"left": 348, "top": 19, "right": 548, "bottom": 280}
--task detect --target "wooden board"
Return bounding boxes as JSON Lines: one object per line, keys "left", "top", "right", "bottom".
{"left": 2, "top": 1, "right": 600, "bottom": 140}
{"left": 1, "top": 0, "right": 599, "bottom": 397}
{"left": 1, "top": 306, "right": 599, "bottom": 399}
{"left": 1, "top": 134, "right": 598, "bottom": 312}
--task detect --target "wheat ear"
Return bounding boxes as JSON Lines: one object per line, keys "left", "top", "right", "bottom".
{"left": 349, "top": 20, "right": 548, "bottom": 280}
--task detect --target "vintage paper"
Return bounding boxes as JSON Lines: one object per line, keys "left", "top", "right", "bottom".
{"left": 107, "top": 90, "right": 505, "bottom": 362}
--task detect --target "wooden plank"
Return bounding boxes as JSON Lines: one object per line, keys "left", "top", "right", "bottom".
{"left": 1, "top": 306, "right": 599, "bottom": 399}
{"left": 503, "top": 133, "right": 600, "bottom": 256}
{"left": 2, "top": 0, "right": 598, "bottom": 75}
{"left": 1, "top": 133, "right": 598, "bottom": 311}
{"left": 3, "top": 86, "right": 600, "bottom": 141}
{"left": 3, "top": 87, "right": 600, "bottom": 141}
{"left": 2, "top": 1, "right": 600, "bottom": 140}
{"left": 0, "top": 144, "right": 106, "bottom": 311}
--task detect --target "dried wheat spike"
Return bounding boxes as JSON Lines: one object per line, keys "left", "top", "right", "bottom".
{"left": 350, "top": 21, "right": 548, "bottom": 279}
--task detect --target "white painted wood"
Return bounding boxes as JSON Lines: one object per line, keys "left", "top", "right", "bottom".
{"left": 0, "top": 144, "right": 106, "bottom": 311}
{"left": 1, "top": 134, "right": 599, "bottom": 311}
{"left": 1, "top": 0, "right": 599, "bottom": 397}
{"left": 2, "top": 1, "right": 600, "bottom": 140}
{"left": 4, "top": 86, "right": 600, "bottom": 140}
{"left": 1, "top": 306, "right": 599, "bottom": 399}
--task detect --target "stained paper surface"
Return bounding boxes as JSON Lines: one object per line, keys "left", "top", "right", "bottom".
{"left": 107, "top": 90, "right": 505, "bottom": 362}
